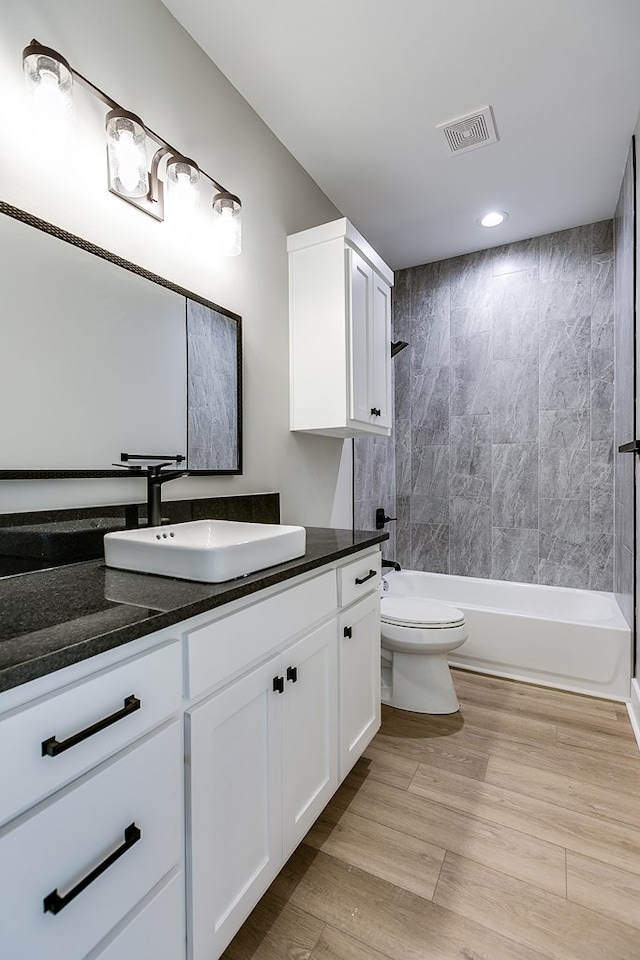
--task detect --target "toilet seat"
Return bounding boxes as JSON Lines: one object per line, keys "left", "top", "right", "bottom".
{"left": 381, "top": 596, "right": 465, "bottom": 629}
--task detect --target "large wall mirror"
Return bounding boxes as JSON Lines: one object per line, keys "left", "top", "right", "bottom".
{"left": 0, "top": 202, "right": 242, "bottom": 478}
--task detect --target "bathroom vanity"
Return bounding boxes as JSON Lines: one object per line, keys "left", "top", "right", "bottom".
{"left": 0, "top": 528, "right": 385, "bottom": 960}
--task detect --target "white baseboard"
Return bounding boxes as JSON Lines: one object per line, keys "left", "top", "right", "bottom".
{"left": 627, "top": 678, "right": 640, "bottom": 754}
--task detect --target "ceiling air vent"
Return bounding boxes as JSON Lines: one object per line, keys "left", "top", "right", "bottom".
{"left": 437, "top": 106, "right": 498, "bottom": 156}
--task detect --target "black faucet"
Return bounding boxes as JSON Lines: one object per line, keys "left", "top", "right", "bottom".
{"left": 381, "top": 558, "right": 401, "bottom": 572}
{"left": 146, "top": 463, "right": 188, "bottom": 527}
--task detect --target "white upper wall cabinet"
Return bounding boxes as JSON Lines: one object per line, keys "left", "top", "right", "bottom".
{"left": 288, "top": 218, "right": 394, "bottom": 437}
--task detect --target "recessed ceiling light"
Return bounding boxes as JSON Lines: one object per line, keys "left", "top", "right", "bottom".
{"left": 478, "top": 211, "right": 509, "bottom": 227}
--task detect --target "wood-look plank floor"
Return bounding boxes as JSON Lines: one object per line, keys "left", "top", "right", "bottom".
{"left": 223, "top": 669, "right": 640, "bottom": 960}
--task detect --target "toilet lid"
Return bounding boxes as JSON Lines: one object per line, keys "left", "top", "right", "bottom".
{"left": 381, "top": 596, "right": 465, "bottom": 628}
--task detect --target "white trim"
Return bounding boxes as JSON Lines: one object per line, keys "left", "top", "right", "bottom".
{"left": 627, "top": 678, "right": 640, "bottom": 754}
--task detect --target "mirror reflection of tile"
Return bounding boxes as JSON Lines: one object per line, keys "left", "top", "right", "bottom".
{"left": 187, "top": 300, "right": 238, "bottom": 471}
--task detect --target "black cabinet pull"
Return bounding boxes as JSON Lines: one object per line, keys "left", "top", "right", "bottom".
{"left": 286, "top": 666, "right": 298, "bottom": 683}
{"left": 355, "top": 569, "right": 376, "bottom": 585}
{"left": 370, "top": 407, "right": 381, "bottom": 417}
{"left": 43, "top": 822, "right": 141, "bottom": 915}
{"left": 41, "top": 695, "right": 141, "bottom": 758}
{"left": 343, "top": 626, "right": 353, "bottom": 639}
{"left": 273, "top": 676, "right": 285, "bottom": 694}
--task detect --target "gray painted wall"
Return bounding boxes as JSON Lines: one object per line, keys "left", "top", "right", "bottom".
{"left": 356, "top": 220, "right": 616, "bottom": 590}
{"left": 614, "top": 141, "right": 635, "bottom": 630}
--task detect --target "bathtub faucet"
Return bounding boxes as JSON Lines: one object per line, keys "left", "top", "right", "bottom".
{"left": 381, "top": 558, "right": 401, "bottom": 572}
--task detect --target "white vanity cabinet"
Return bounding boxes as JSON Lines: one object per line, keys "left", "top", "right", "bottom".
{"left": 337, "top": 552, "right": 382, "bottom": 778}
{"left": 187, "top": 617, "right": 337, "bottom": 960}
{"left": 0, "top": 541, "right": 383, "bottom": 960}
{"left": 288, "top": 218, "right": 393, "bottom": 437}
{"left": 185, "top": 546, "right": 381, "bottom": 960}
{"left": 0, "top": 639, "right": 184, "bottom": 960}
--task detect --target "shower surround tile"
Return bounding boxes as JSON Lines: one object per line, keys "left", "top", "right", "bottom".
{"left": 539, "top": 447, "right": 590, "bottom": 501}
{"left": 410, "top": 442, "right": 449, "bottom": 524}
{"left": 540, "top": 318, "right": 590, "bottom": 412}
{"left": 411, "top": 522, "right": 449, "bottom": 574}
{"left": 590, "top": 533, "right": 613, "bottom": 592}
{"left": 492, "top": 443, "right": 539, "bottom": 530}
{"left": 450, "top": 415, "right": 492, "bottom": 500}
{"left": 411, "top": 368, "right": 450, "bottom": 442}
{"left": 539, "top": 409, "right": 590, "bottom": 449}
{"left": 354, "top": 217, "right": 614, "bottom": 590}
{"left": 538, "top": 498, "right": 590, "bottom": 589}
{"left": 539, "top": 224, "right": 591, "bottom": 281}
{"left": 451, "top": 331, "right": 492, "bottom": 416}
{"left": 492, "top": 237, "right": 540, "bottom": 277}
{"left": 492, "top": 357, "right": 539, "bottom": 443}
{"left": 590, "top": 440, "right": 614, "bottom": 534}
{"left": 492, "top": 269, "right": 539, "bottom": 360}
{"left": 450, "top": 497, "right": 492, "bottom": 578}
{"left": 492, "top": 527, "right": 539, "bottom": 583}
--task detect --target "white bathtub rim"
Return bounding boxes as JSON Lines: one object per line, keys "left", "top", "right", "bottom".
{"left": 382, "top": 569, "right": 627, "bottom": 629}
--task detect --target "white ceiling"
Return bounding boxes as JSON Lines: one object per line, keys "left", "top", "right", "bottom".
{"left": 161, "top": 0, "right": 640, "bottom": 270}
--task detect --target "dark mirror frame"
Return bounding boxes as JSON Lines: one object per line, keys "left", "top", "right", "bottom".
{"left": 0, "top": 201, "right": 242, "bottom": 479}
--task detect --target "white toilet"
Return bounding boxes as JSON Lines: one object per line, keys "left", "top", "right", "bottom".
{"left": 380, "top": 594, "right": 468, "bottom": 714}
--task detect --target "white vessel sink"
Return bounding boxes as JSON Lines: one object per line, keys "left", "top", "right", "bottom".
{"left": 104, "top": 520, "right": 306, "bottom": 583}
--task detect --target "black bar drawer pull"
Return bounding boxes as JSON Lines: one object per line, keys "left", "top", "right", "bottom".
{"left": 355, "top": 569, "right": 377, "bottom": 586}
{"left": 41, "top": 695, "right": 141, "bottom": 758}
{"left": 343, "top": 626, "right": 353, "bottom": 639}
{"left": 618, "top": 440, "right": 640, "bottom": 453}
{"left": 286, "top": 666, "right": 298, "bottom": 683}
{"left": 370, "top": 407, "right": 381, "bottom": 417}
{"left": 43, "top": 822, "right": 141, "bottom": 915}
{"left": 273, "top": 676, "right": 285, "bottom": 694}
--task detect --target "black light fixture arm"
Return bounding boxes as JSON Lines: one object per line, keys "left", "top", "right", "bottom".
{"left": 26, "top": 39, "right": 230, "bottom": 197}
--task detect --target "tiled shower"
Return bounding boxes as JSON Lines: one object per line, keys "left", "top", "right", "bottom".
{"left": 355, "top": 219, "right": 618, "bottom": 592}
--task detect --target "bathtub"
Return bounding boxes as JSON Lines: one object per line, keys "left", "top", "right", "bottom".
{"left": 382, "top": 570, "right": 632, "bottom": 700}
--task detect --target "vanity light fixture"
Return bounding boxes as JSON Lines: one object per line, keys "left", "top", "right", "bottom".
{"left": 212, "top": 192, "right": 242, "bottom": 257}
{"left": 22, "top": 40, "right": 242, "bottom": 254}
{"left": 478, "top": 210, "right": 509, "bottom": 227}
{"left": 22, "top": 42, "right": 73, "bottom": 123}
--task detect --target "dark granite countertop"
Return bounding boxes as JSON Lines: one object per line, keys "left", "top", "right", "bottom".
{"left": 0, "top": 527, "right": 388, "bottom": 694}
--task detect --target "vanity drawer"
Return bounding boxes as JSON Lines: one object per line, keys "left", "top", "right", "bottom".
{"left": 89, "top": 870, "right": 185, "bottom": 960}
{"left": 0, "top": 720, "right": 182, "bottom": 960}
{"left": 0, "top": 640, "right": 182, "bottom": 827}
{"left": 186, "top": 570, "right": 336, "bottom": 699}
{"left": 339, "top": 550, "right": 381, "bottom": 607}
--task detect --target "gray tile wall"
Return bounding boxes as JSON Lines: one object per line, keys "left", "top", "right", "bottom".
{"left": 389, "top": 221, "right": 615, "bottom": 589}
{"left": 614, "top": 141, "right": 635, "bottom": 633}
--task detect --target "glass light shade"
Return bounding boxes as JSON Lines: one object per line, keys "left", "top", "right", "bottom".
{"left": 23, "top": 43, "right": 73, "bottom": 123}
{"left": 167, "top": 156, "right": 200, "bottom": 210}
{"left": 212, "top": 192, "right": 242, "bottom": 257}
{"left": 106, "top": 110, "right": 148, "bottom": 199}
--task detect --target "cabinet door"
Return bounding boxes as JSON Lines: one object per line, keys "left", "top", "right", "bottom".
{"left": 282, "top": 620, "right": 338, "bottom": 857}
{"left": 338, "top": 593, "right": 381, "bottom": 779}
{"left": 348, "top": 248, "right": 373, "bottom": 425}
{"left": 371, "top": 272, "right": 392, "bottom": 429}
{"left": 187, "top": 656, "right": 282, "bottom": 960}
